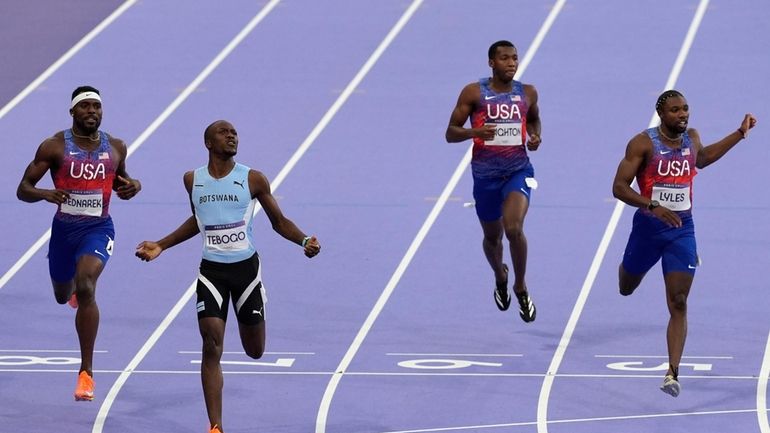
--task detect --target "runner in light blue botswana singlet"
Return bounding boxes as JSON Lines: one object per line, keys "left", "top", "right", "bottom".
{"left": 191, "top": 162, "right": 257, "bottom": 264}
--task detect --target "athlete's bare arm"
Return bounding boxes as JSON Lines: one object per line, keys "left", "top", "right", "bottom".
{"left": 693, "top": 113, "right": 757, "bottom": 169}
{"left": 108, "top": 136, "right": 141, "bottom": 200}
{"left": 445, "top": 83, "right": 495, "bottom": 143}
{"left": 612, "top": 134, "right": 681, "bottom": 227}
{"left": 16, "top": 134, "right": 69, "bottom": 205}
{"left": 524, "top": 84, "right": 541, "bottom": 151}
{"left": 135, "top": 171, "right": 200, "bottom": 261}
{"left": 249, "top": 169, "right": 320, "bottom": 258}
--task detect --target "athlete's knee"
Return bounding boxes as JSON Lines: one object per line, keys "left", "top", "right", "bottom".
{"left": 52, "top": 281, "right": 74, "bottom": 304}
{"left": 239, "top": 324, "right": 265, "bottom": 359}
{"left": 201, "top": 332, "right": 224, "bottom": 361}
{"left": 482, "top": 231, "right": 503, "bottom": 245}
{"left": 618, "top": 277, "right": 642, "bottom": 296}
{"left": 73, "top": 276, "right": 97, "bottom": 304}
{"left": 54, "top": 291, "right": 70, "bottom": 304}
{"left": 243, "top": 342, "right": 265, "bottom": 359}
{"left": 503, "top": 221, "right": 525, "bottom": 241}
{"left": 618, "top": 281, "right": 638, "bottom": 296}
{"left": 669, "top": 292, "right": 688, "bottom": 312}
{"left": 618, "top": 265, "right": 643, "bottom": 296}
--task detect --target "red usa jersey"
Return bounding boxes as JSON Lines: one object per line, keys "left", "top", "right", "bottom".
{"left": 53, "top": 129, "right": 115, "bottom": 221}
{"left": 470, "top": 78, "right": 530, "bottom": 179}
{"left": 637, "top": 127, "right": 697, "bottom": 215}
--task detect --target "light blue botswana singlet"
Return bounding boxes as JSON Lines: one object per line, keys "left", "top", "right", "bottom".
{"left": 191, "top": 163, "right": 257, "bottom": 263}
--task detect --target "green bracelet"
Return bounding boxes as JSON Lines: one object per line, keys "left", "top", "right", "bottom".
{"left": 301, "top": 236, "right": 311, "bottom": 247}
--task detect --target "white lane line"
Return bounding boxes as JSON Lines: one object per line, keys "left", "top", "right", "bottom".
{"left": 0, "top": 369, "right": 762, "bottom": 381}
{"left": 757, "top": 330, "right": 770, "bottom": 433}
{"left": 595, "top": 354, "right": 733, "bottom": 359}
{"left": 0, "top": 0, "right": 137, "bottom": 121}
{"left": 379, "top": 407, "right": 759, "bottom": 433}
{"left": 177, "top": 351, "right": 315, "bottom": 355}
{"left": 90, "top": 1, "right": 283, "bottom": 431}
{"left": 536, "top": 2, "right": 710, "bottom": 432}
{"left": 386, "top": 353, "right": 523, "bottom": 357}
{"left": 314, "top": 1, "right": 566, "bottom": 432}
{"left": 0, "top": 228, "right": 51, "bottom": 292}
{"left": 0, "top": 349, "right": 108, "bottom": 353}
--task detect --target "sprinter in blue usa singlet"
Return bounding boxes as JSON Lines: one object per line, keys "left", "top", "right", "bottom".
{"left": 17, "top": 86, "right": 142, "bottom": 401}
{"left": 446, "top": 40, "right": 542, "bottom": 324}
{"left": 612, "top": 90, "right": 757, "bottom": 398}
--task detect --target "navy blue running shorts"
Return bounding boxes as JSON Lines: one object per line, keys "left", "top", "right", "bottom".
{"left": 472, "top": 164, "right": 535, "bottom": 222}
{"left": 48, "top": 216, "right": 115, "bottom": 283}
{"left": 622, "top": 210, "right": 698, "bottom": 276}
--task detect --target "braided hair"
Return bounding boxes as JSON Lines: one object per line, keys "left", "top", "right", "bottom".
{"left": 655, "top": 90, "right": 683, "bottom": 113}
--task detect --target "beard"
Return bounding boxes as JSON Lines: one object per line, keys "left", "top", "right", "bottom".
{"left": 74, "top": 117, "right": 101, "bottom": 135}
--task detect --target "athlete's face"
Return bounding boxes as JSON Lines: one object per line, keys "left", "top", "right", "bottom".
{"left": 206, "top": 121, "right": 239, "bottom": 156}
{"left": 658, "top": 96, "right": 689, "bottom": 134}
{"left": 489, "top": 46, "right": 518, "bottom": 82}
{"left": 69, "top": 99, "right": 102, "bottom": 134}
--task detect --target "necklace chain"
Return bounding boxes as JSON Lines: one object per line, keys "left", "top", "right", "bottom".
{"left": 657, "top": 126, "right": 682, "bottom": 142}
{"left": 72, "top": 130, "right": 100, "bottom": 142}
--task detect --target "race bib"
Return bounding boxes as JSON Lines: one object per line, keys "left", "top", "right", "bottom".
{"left": 204, "top": 221, "right": 249, "bottom": 253}
{"left": 652, "top": 183, "right": 691, "bottom": 211}
{"left": 60, "top": 189, "right": 103, "bottom": 217}
{"left": 484, "top": 122, "right": 523, "bottom": 146}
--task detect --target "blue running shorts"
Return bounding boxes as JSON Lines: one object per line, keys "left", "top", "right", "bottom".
{"left": 472, "top": 164, "right": 535, "bottom": 222}
{"left": 48, "top": 216, "right": 115, "bottom": 283}
{"left": 622, "top": 210, "right": 698, "bottom": 276}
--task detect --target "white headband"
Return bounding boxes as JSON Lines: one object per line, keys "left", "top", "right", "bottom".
{"left": 70, "top": 91, "right": 102, "bottom": 109}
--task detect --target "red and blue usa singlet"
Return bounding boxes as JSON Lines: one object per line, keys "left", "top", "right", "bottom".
{"left": 52, "top": 129, "right": 116, "bottom": 222}
{"left": 470, "top": 77, "right": 530, "bottom": 179}
{"left": 637, "top": 127, "right": 697, "bottom": 216}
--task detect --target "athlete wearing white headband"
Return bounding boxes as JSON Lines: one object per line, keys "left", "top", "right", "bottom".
{"left": 16, "top": 85, "right": 142, "bottom": 403}
{"left": 70, "top": 91, "right": 101, "bottom": 109}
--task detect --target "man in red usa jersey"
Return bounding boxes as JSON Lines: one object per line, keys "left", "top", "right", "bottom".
{"left": 612, "top": 89, "right": 757, "bottom": 398}
{"left": 446, "top": 40, "right": 542, "bottom": 324}
{"left": 16, "top": 85, "right": 141, "bottom": 401}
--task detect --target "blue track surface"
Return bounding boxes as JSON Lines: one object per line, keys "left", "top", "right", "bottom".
{"left": 1, "top": 1, "right": 768, "bottom": 432}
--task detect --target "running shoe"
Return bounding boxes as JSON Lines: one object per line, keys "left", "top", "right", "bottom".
{"left": 516, "top": 290, "right": 536, "bottom": 323}
{"left": 209, "top": 425, "right": 223, "bottom": 433}
{"left": 660, "top": 374, "right": 681, "bottom": 397}
{"left": 67, "top": 293, "right": 78, "bottom": 309}
{"left": 493, "top": 265, "right": 510, "bottom": 311}
{"left": 74, "top": 371, "right": 94, "bottom": 401}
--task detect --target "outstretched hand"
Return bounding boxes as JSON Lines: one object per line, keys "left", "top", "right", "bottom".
{"left": 135, "top": 241, "right": 162, "bottom": 262}
{"left": 303, "top": 236, "right": 321, "bottom": 258}
{"left": 740, "top": 113, "right": 758, "bottom": 137}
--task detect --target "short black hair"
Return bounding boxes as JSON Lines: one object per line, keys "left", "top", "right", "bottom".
{"left": 71, "top": 85, "right": 100, "bottom": 101}
{"left": 204, "top": 120, "right": 227, "bottom": 142}
{"left": 488, "top": 40, "right": 515, "bottom": 60}
{"left": 655, "top": 90, "right": 684, "bottom": 113}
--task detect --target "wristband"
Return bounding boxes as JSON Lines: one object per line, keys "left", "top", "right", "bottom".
{"left": 738, "top": 128, "right": 747, "bottom": 139}
{"left": 301, "top": 236, "right": 311, "bottom": 247}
